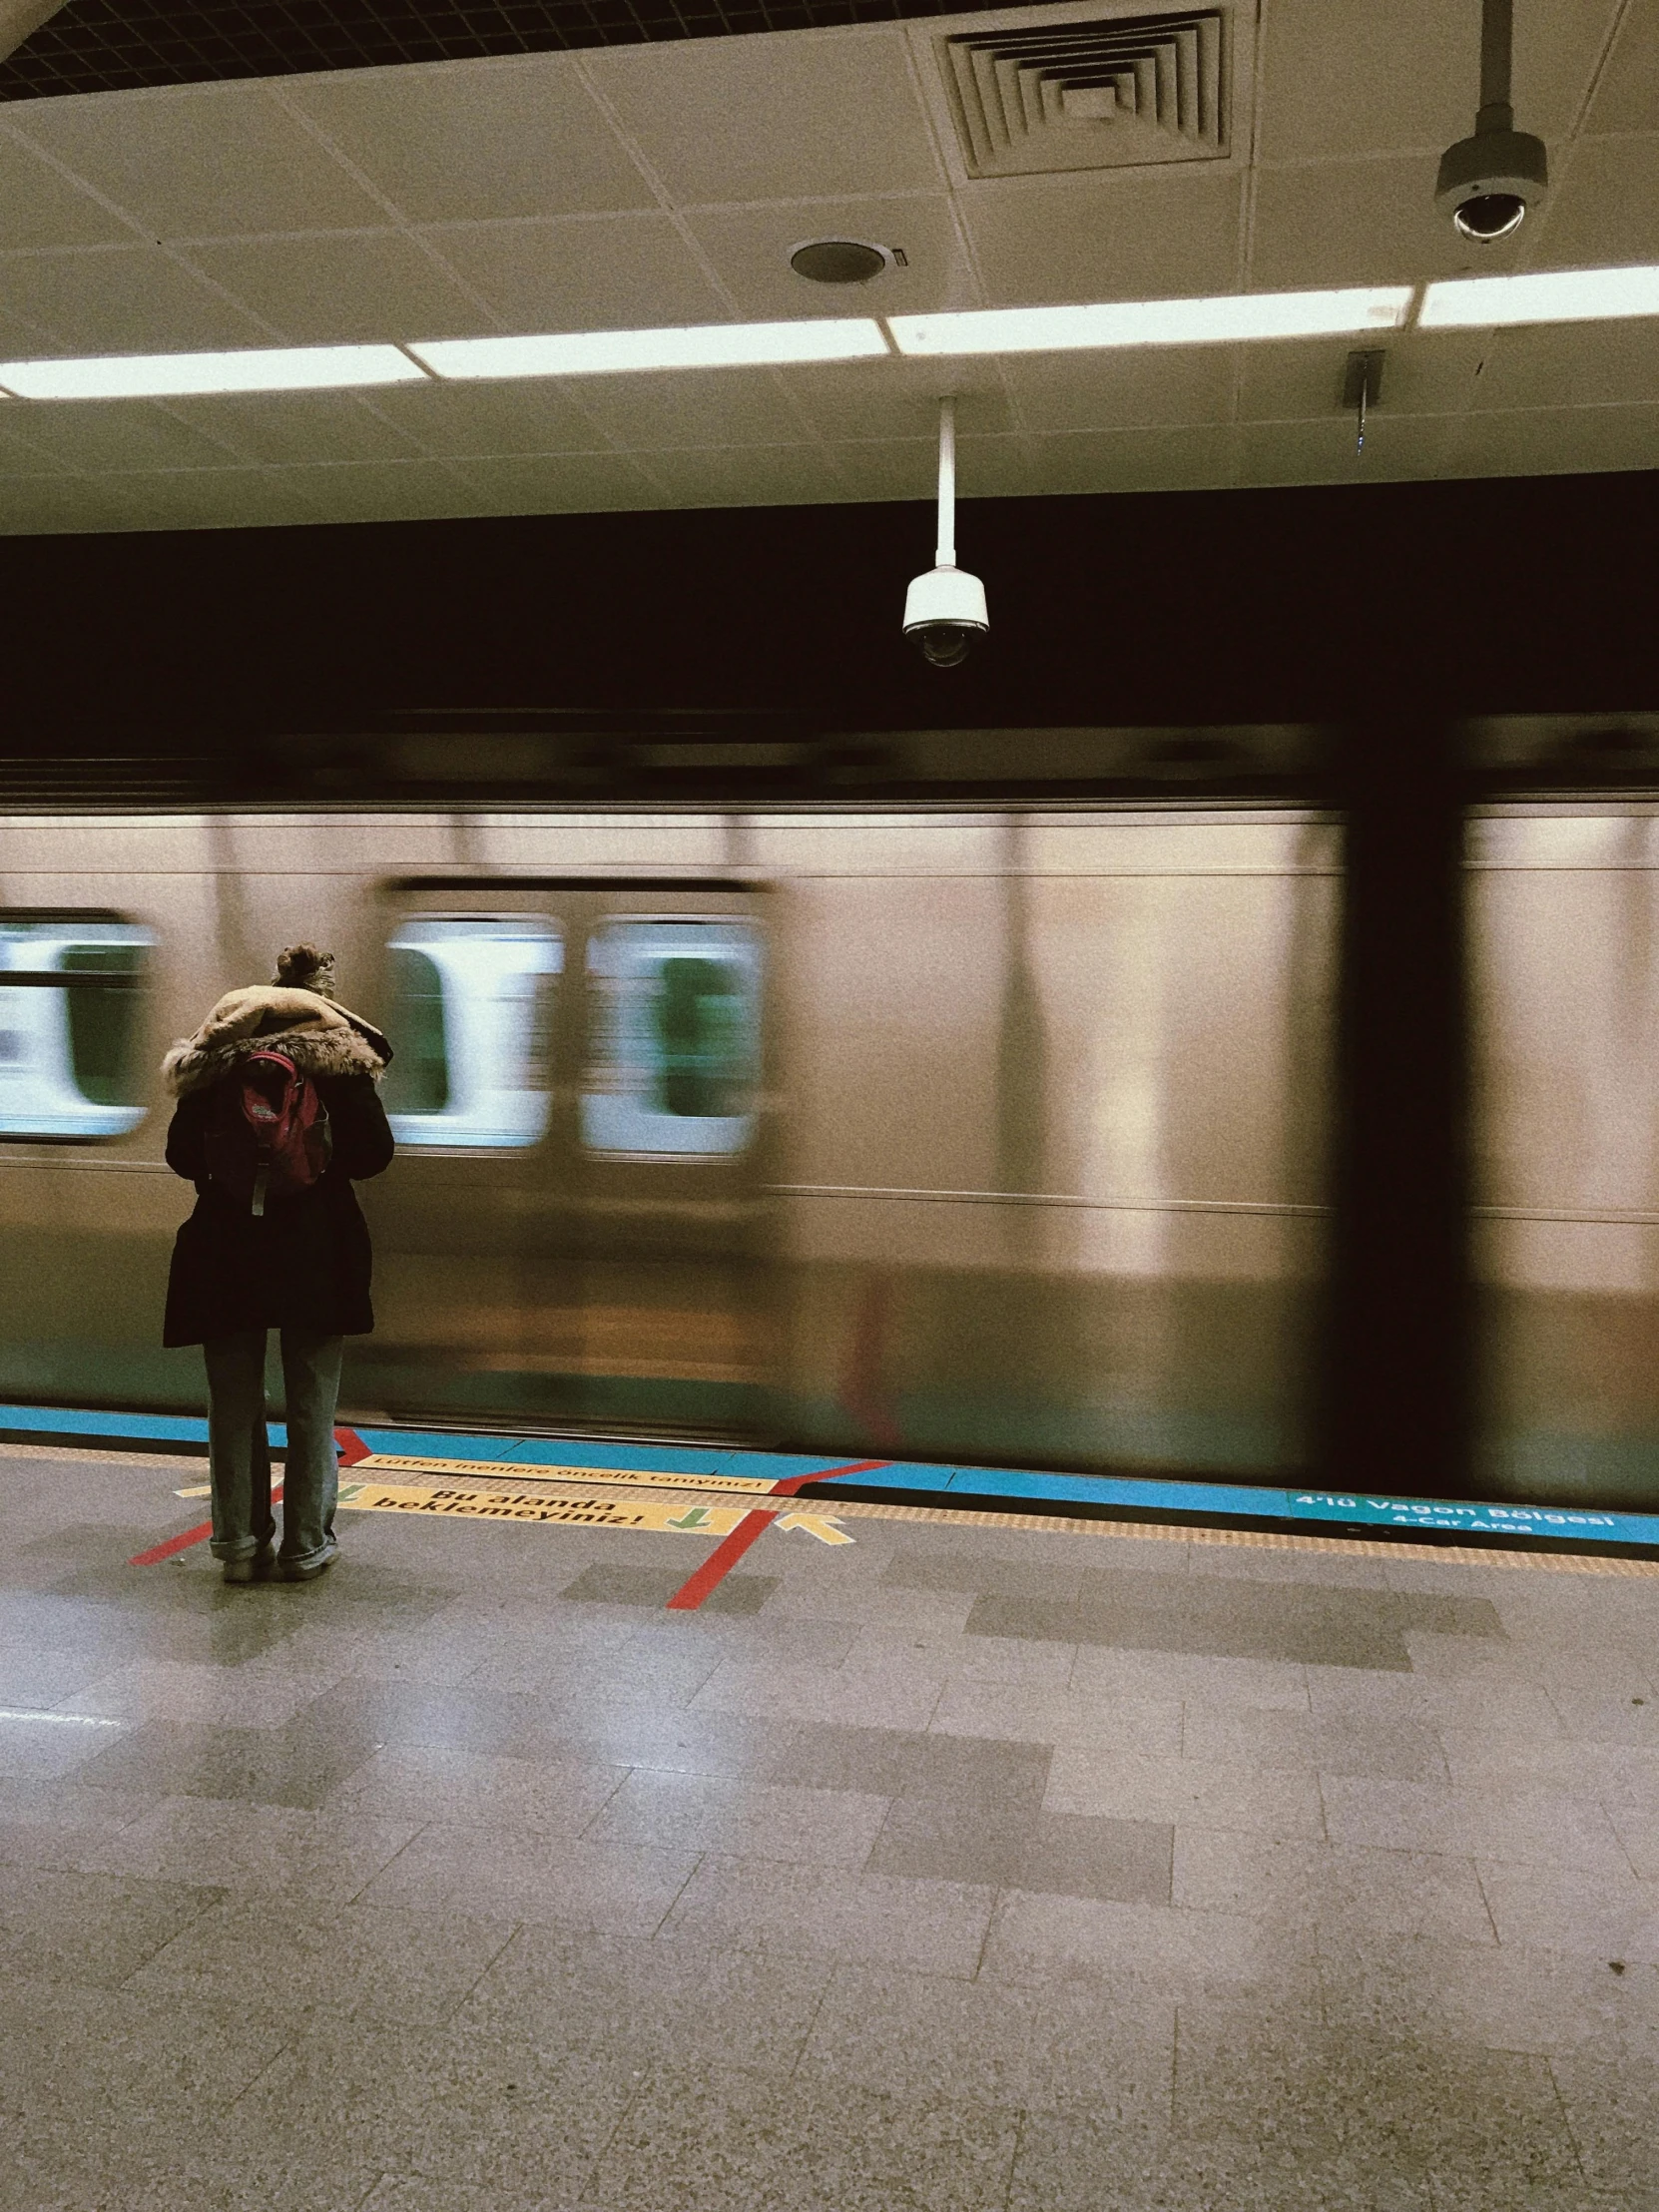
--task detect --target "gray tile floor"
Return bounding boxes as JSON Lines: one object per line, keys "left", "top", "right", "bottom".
{"left": 1, "top": 1445, "right": 1658, "bottom": 2209}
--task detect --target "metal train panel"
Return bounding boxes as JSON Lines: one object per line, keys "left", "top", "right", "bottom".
{"left": 0, "top": 805, "right": 1337, "bottom": 1477}
{"left": 1470, "top": 804, "right": 1659, "bottom": 1503}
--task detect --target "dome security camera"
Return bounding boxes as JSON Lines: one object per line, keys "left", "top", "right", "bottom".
{"left": 903, "top": 563, "right": 988, "bottom": 668}
{"left": 1436, "top": 0, "right": 1546, "bottom": 241}
{"left": 1435, "top": 124, "right": 1547, "bottom": 241}
{"left": 903, "top": 397, "right": 988, "bottom": 669}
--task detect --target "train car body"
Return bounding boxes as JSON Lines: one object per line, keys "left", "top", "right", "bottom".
{"left": 1470, "top": 802, "right": 1659, "bottom": 1504}
{"left": 0, "top": 806, "right": 1336, "bottom": 1478}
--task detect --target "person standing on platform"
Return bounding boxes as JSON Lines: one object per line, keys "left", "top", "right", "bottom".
{"left": 161, "top": 944, "right": 395, "bottom": 1584}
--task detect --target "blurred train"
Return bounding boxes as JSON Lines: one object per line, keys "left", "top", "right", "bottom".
{"left": 7, "top": 781, "right": 1658, "bottom": 1505}
{"left": 1468, "top": 800, "right": 1659, "bottom": 1506}
{"left": 0, "top": 806, "right": 1336, "bottom": 1477}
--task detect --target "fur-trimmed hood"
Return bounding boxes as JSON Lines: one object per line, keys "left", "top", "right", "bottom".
{"left": 162, "top": 984, "right": 392, "bottom": 1099}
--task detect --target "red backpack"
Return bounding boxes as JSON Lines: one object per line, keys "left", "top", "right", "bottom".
{"left": 203, "top": 1050, "right": 332, "bottom": 1216}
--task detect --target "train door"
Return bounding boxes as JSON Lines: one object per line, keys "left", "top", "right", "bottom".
{"left": 366, "top": 877, "right": 774, "bottom": 1435}
{"left": 367, "top": 885, "right": 565, "bottom": 1411}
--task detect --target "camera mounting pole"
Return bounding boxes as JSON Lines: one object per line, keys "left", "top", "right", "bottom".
{"left": 934, "top": 394, "right": 957, "bottom": 568}
{"left": 1478, "top": 0, "right": 1513, "bottom": 133}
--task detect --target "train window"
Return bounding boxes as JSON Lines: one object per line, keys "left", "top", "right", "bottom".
{"left": 582, "top": 917, "right": 762, "bottom": 1158}
{"left": 382, "top": 917, "right": 561, "bottom": 1149}
{"left": 0, "top": 917, "right": 154, "bottom": 1141}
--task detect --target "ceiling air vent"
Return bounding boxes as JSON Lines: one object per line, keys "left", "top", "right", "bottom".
{"left": 940, "top": 8, "right": 1228, "bottom": 179}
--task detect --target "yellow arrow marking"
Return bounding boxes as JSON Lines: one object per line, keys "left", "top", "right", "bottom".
{"left": 778, "top": 1512, "right": 854, "bottom": 1545}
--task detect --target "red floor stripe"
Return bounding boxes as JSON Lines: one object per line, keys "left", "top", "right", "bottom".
{"left": 665, "top": 1508, "right": 776, "bottom": 1610}
{"left": 768, "top": 1458, "right": 890, "bottom": 1498}
{"left": 664, "top": 1458, "right": 892, "bottom": 1610}
{"left": 131, "top": 1484, "right": 283, "bottom": 1566}
{"left": 129, "top": 1518, "right": 215, "bottom": 1567}
{"left": 335, "top": 1426, "right": 371, "bottom": 1466}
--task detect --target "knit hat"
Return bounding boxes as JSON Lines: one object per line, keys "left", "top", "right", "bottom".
{"left": 273, "top": 943, "right": 337, "bottom": 1000}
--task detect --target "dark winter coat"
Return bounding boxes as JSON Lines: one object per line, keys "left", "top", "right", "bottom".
{"left": 161, "top": 985, "right": 395, "bottom": 1348}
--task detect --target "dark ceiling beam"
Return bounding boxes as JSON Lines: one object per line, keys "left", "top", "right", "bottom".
{"left": 0, "top": 469, "right": 1654, "bottom": 743}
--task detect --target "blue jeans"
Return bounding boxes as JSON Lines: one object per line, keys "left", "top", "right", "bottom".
{"left": 203, "top": 1329, "right": 343, "bottom": 1568}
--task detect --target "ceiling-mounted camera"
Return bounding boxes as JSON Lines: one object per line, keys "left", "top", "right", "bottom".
{"left": 1436, "top": 0, "right": 1546, "bottom": 240}
{"left": 902, "top": 398, "right": 988, "bottom": 668}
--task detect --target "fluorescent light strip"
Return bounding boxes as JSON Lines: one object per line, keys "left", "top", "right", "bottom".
{"left": 7, "top": 264, "right": 1659, "bottom": 408}
{"left": 0, "top": 343, "right": 428, "bottom": 401}
{"left": 889, "top": 286, "right": 1414, "bottom": 357}
{"left": 1420, "top": 264, "right": 1659, "bottom": 329}
{"left": 409, "top": 319, "right": 888, "bottom": 379}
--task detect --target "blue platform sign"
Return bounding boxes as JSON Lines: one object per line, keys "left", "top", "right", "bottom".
{"left": 1287, "top": 1489, "right": 1659, "bottom": 1547}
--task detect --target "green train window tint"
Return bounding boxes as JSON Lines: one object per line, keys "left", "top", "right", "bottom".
{"left": 0, "top": 919, "right": 154, "bottom": 1140}
{"left": 583, "top": 918, "right": 762, "bottom": 1158}
{"left": 61, "top": 945, "right": 145, "bottom": 1108}
{"left": 382, "top": 947, "right": 449, "bottom": 1116}
{"left": 384, "top": 917, "right": 560, "bottom": 1149}
{"left": 655, "top": 957, "right": 749, "bottom": 1117}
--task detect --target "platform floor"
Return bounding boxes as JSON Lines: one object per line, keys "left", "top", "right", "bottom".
{"left": 2, "top": 1441, "right": 1658, "bottom": 2211}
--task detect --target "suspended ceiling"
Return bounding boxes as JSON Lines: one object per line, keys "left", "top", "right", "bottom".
{"left": 0, "top": 0, "right": 1653, "bottom": 535}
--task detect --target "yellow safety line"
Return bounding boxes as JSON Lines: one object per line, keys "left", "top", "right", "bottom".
{"left": 50, "top": 1434, "right": 1652, "bottom": 1579}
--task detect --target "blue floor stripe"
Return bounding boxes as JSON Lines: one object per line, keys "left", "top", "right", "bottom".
{"left": 502, "top": 1437, "right": 733, "bottom": 1476}
{"left": 0, "top": 1403, "right": 214, "bottom": 1445}
{"left": 10, "top": 1402, "right": 1659, "bottom": 1550}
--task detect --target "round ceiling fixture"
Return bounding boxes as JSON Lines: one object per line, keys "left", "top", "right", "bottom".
{"left": 789, "top": 239, "right": 891, "bottom": 284}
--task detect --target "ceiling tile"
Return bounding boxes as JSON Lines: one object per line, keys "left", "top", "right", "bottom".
{"left": 685, "top": 194, "right": 977, "bottom": 318}
{"left": 1531, "top": 135, "right": 1659, "bottom": 266}
{"left": 161, "top": 390, "right": 431, "bottom": 467}
{"left": 96, "top": 466, "right": 327, "bottom": 532}
{"left": 586, "top": 30, "right": 941, "bottom": 206}
{"left": 183, "top": 232, "right": 495, "bottom": 345}
{"left": 1583, "top": 0, "right": 1659, "bottom": 135}
{"left": 276, "top": 458, "right": 495, "bottom": 523}
{"left": 1235, "top": 332, "right": 1484, "bottom": 422}
{"left": 782, "top": 360, "right": 1014, "bottom": 442}
{"left": 0, "top": 248, "right": 272, "bottom": 353}
{"left": 420, "top": 215, "right": 726, "bottom": 333}
{"left": 1259, "top": 0, "right": 1465, "bottom": 163}
{"left": 1023, "top": 423, "right": 1233, "bottom": 495}
{"left": 286, "top": 56, "right": 654, "bottom": 223}
{"left": 1446, "top": 401, "right": 1659, "bottom": 479}
{"left": 1469, "top": 319, "right": 1659, "bottom": 412}
{"left": 461, "top": 449, "right": 661, "bottom": 514}
{"left": 1001, "top": 347, "right": 1235, "bottom": 433}
{"left": 571, "top": 368, "right": 809, "bottom": 449}
{"left": 961, "top": 170, "right": 1244, "bottom": 307}
{"left": 1511, "top": 0, "right": 1633, "bottom": 139}
{"left": 366, "top": 378, "right": 611, "bottom": 458}
{"left": 10, "top": 397, "right": 251, "bottom": 472}
{"left": 899, "top": 429, "right": 1026, "bottom": 498}
{"left": 826, "top": 437, "right": 937, "bottom": 503}
{"left": 0, "top": 415, "right": 75, "bottom": 475}
{"left": 0, "top": 130, "right": 137, "bottom": 251}
{"left": 1248, "top": 155, "right": 1481, "bottom": 288}
{"left": 643, "top": 440, "right": 845, "bottom": 507}
{"left": 0, "top": 474, "right": 142, "bottom": 534}
{"left": 1232, "top": 411, "right": 1459, "bottom": 485}
{"left": 11, "top": 85, "right": 388, "bottom": 238}
{"left": 1257, "top": 0, "right": 1618, "bottom": 164}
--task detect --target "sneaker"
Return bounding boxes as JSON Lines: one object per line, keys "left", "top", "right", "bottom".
{"left": 222, "top": 1544, "right": 276, "bottom": 1586}
{"left": 279, "top": 1535, "right": 339, "bottom": 1583}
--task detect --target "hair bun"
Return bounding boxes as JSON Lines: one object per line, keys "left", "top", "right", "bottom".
{"left": 274, "top": 943, "right": 338, "bottom": 1000}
